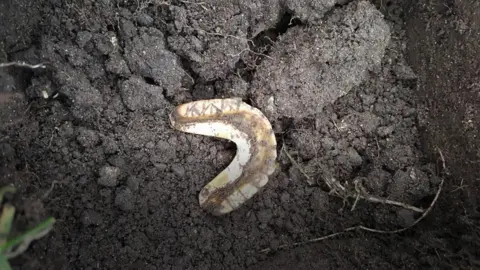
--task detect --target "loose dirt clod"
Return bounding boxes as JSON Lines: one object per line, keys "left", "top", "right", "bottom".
{"left": 98, "top": 166, "right": 121, "bottom": 187}
{"left": 252, "top": 1, "right": 391, "bottom": 119}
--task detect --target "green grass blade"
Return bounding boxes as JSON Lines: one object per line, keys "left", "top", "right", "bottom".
{"left": 0, "top": 205, "right": 15, "bottom": 245}
{"left": 0, "top": 252, "right": 12, "bottom": 270}
{"left": 1, "top": 217, "right": 55, "bottom": 258}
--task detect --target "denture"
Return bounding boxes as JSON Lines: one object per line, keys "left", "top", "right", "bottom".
{"left": 169, "top": 98, "right": 277, "bottom": 215}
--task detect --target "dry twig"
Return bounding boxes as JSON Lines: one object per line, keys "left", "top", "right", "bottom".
{"left": 283, "top": 142, "right": 425, "bottom": 212}
{"left": 0, "top": 61, "right": 46, "bottom": 69}
{"left": 260, "top": 176, "right": 444, "bottom": 254}
{"left": 260, "top": 148, "right": 447, "bottom": 254}
{"left": 321, "top": 171, "right": 426, "bottom": 213}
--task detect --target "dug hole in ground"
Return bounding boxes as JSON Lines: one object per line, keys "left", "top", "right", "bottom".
{"left": 0, "top": 0, "right": 478, "bottom": 269}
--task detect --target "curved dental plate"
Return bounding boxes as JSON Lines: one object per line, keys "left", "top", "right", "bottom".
{"left": 169, "top": 98, "right": 277, "bottom": 215}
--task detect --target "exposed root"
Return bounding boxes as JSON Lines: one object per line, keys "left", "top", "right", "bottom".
{"left": 319, "top": 163, "right": 427, "bottom": 213}
{"left": 260, "top": 175, "right": 444, "bottom": 254}
{"left": 356, "top": 193, "right": 425, "bottom": 213}
{"left": 261, "top": 148, "right": 447, "bottom": 254}
{"left": 282, "top": 141, "right": 426, "bottom": 213}
{"left": 437, "top": 147, "right": 449, "bottom": 175}
{"left": 0, "top": 61, "right": 46, "bottom": 69}
{"left": 351, "top": 178, "right": 425, "bottom": 213}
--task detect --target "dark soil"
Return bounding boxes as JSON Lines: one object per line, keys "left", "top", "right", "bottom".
{"left": 0, "top": 0, "right": 478, "bottom": 269}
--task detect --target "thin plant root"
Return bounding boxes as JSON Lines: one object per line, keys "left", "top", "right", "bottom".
{"left": 260, "top": 176, "right": 444, "bottom": 254}
{"left": 259, "top": 148, "right": 447, "bottom": 254}
{"left": 285, "top": 144, "right": 426, "bottom": 213}
{"left": 0, "top": 61, "right": 46, "bottom": 69}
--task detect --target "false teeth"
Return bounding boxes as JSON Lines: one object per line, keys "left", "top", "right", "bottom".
{"left": 169, "top": 98, "right": 277, "bottom": 215}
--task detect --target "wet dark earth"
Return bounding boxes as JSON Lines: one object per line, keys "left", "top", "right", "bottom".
{"left": 0, "top": 0, "right": 479, "bottom": 269}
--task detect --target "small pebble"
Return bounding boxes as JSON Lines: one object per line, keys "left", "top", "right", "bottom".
{"left": 136, "top": 13, "right": 154, "bottom": 26}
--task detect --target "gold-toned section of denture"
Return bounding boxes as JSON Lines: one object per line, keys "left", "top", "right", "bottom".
{"left": 169, "top": 98, "right": 277, "bottom": 215}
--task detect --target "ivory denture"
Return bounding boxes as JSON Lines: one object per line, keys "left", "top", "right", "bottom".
{"left": 169, "top": 98, "right": 277, "bottom": 215}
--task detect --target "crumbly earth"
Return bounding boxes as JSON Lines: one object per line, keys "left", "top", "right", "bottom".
{"left": 0, "top": 0, "right": 478, "bottom": 269}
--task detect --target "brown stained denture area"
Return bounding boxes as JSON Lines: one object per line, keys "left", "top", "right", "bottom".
{"left": 170, "top": 98, "right": 277, "bottom": 214}
{"left": 204, "top": 183, "right": 236, "bottom": 208}
{"left": 177, "top": 99, "right": 244, "bottom": 119}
